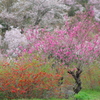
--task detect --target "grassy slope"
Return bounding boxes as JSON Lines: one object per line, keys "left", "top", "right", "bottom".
{"left": 74, "top": 89, "right": 100, "bottom": 100}
{"left": 82, "top": 90, "right": 100, "bottom": 100}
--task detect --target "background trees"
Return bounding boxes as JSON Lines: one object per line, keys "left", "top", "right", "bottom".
{"left": 0, "top": 0, "right": 90, "bottom": 30}
{"left": 0, "top": 0, "right": 67, "bottom": 30}
{"left": 0, "top": 0, "right": 100, "bottom": 57}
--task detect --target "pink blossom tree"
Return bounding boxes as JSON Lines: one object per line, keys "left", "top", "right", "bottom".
{"left": 25, "top": 11, "right": 100, "bottom": 93}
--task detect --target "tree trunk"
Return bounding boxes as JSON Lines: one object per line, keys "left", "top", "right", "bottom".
{"left": 68, "top": 67, "right": 82, "bottom": 94}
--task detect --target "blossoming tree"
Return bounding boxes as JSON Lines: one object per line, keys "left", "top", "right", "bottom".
{"left": 24, "top": 10, "right": 100, "bottom": 93}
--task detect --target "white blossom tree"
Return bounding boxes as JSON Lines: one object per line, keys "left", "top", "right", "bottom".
{"left": 0, "top": 0, "right": 88, "bottom": 30}
{"left": 3, "top": 27, "right": 28, "bottom": 57}
{"left": 0, "top": 0, "right": 67, "bottom": 29}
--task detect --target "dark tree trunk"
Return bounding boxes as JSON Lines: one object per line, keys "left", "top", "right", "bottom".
{"left": 68, "top": 67, "right": 82, "bottom": 94}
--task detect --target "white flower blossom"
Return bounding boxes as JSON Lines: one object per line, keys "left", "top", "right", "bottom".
{"left": 4, "top": 28, "right": 28, "bottom": 57}
{"left": 95, "top": 12, "right": 100, "bottom": 22}
{"left": 0, "top": 24, "right": 3, "bottom": 28}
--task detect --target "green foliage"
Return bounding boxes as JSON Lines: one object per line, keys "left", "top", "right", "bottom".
{"left": 0, "top": 92, "right": 6, "bottom": 99}
{"left": 0, "top": 20, "right": 9, "bottom": 36}
{"left": 82, "top": 90, "right": 100, "bottom": 100}
{"left": 81, "top": 61, "right": 100, "bottom": 90}
{"left": 74, "top": 91, "right": 90, "bottom": 100}
{"left": 77, "top": 0, "right": 88, "bottom": 7}
{"left": 68, "top": 7, "right": 76, "bottom": 17}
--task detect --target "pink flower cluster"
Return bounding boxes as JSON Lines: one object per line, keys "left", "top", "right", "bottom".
{"left": 25, "top": 12, "right": 100, "bottom": 65}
